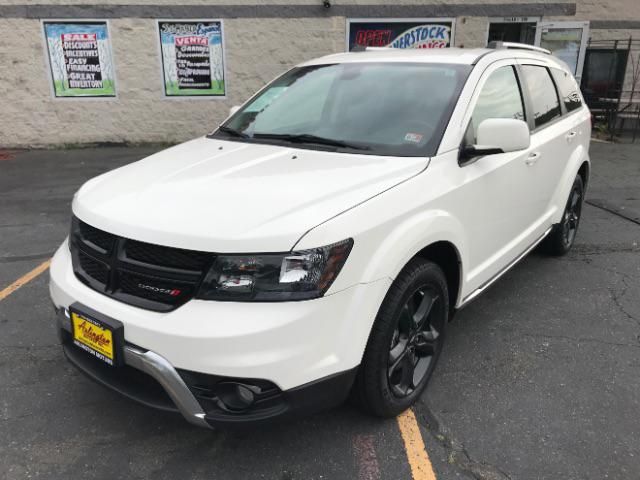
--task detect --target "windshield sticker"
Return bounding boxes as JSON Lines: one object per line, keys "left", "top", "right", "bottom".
{"left": 404, "top": 133, "right": 424, "bottom": 143}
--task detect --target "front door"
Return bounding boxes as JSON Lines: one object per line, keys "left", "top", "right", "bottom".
{"left": 455, "top": 61, "right": 541, "bottom": 290}
{"left": 535, "top": 21, "right": 590, "bottom": 83}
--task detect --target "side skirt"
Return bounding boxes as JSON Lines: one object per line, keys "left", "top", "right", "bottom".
{"left": 457, "top": 226, "right": 552, "bottom": 310}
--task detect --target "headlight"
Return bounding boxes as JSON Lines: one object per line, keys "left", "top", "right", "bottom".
{"left": 197, "top": 239, "right": 353, "bottom": 301}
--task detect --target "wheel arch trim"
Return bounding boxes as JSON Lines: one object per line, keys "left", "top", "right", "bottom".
{"left": 551, "top": 146, "right": 590, "bottom": 225}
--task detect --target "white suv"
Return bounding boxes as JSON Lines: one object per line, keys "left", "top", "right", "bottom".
{"left": 50, "top": 43, "right": 590, "bottom": 428}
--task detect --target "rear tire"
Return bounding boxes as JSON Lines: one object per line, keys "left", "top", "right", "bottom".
{"left": 544, "top": 174, "right": 584, "bottom": 256}
{"left": 353, "top": 258, "right": 448, "bottom": 417}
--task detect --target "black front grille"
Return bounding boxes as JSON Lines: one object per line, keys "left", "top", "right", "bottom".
{"left": 125, "top": 239, "right": 212, "bottom": 271}
{"left": 78, "top": 219, "right": 116, "bottom": 253}
{"left": 70, "top": 217, "right": 215, "bottom": 312}
{"left": 78, "top": 251, "right": 109, "bottom": 285}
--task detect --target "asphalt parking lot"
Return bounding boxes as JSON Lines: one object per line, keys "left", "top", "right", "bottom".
{"left": 1, "top": 141, "right": 639, "bottom": 480}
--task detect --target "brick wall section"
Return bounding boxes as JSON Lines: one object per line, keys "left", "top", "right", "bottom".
{"left": 1, "top": 0, "right": 639, "bottom": 147}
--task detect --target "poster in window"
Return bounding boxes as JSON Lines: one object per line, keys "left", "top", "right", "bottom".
{"left": 347, "top": 19, "right": 455, "bottom": 51}
{"left": 158, "top": 21, "right": 226, "bottom": 97}
{"left": 43, "top": 21, "right": 116, "bottom": 97}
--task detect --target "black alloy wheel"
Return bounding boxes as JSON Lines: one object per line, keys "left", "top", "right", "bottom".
{"left": 545, "top": 174, "right": 584, "bottom": 256}
{"left": 353, "top": 258, "right": 448, "bottom": 417}
{"left": 387, "top": 286, "right": 444, "bottom": 398}
{"left": 562, "top": 179, "right": 583, "bottom": 249}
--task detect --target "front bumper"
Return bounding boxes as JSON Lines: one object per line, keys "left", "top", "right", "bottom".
{"left": 50, "top": 240, "right": 391, "bottom": 427}
{"left": 57, "top": 307, "right": 210, "bottom": 427}
{"left": 57, "top": 307, "right": 357, "bottom": 428}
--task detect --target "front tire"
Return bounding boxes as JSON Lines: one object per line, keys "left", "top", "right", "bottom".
{"left": 354, "top": 258, "right": 448, "bottom": 417}
{"left": 544, "top": 174, "right": 584, "bottom": 256}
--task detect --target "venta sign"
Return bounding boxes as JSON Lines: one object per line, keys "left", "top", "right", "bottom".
{"left": 348, "top": 19, "right": 454, "bottom": 51}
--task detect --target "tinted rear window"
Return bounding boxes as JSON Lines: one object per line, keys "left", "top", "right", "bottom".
{"left": 521, "top": 65, "right": 562, "bottom": 129}
{"left": 551, "top": 68, "right": 583, "bottom": 113}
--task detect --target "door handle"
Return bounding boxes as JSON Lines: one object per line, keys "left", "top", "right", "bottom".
{"left": 525, "top": 152, "right": 541, "bottom": 166}
{"left": 566, "top": 131, "right": 578, "bottom": 142}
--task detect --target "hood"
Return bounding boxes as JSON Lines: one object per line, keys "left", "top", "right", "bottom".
{"left": 73, "top": 137, "right": 428, "bottom": 252}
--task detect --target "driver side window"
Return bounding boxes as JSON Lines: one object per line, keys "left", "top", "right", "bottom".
{"left": 466, "top": 66, "right": 526, "bottom": 144}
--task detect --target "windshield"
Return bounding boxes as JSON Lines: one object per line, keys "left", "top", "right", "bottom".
{"left": 212, "top": 62, "right": 472, "bottom": 157}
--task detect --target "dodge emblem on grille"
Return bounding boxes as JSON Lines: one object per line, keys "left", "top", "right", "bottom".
{"left": 137, "top": 283, "right": 182, "bottom": 296}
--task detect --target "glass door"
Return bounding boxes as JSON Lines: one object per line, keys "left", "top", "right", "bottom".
{"left": 535, "top": 21, "right": 590, "bottom": 82}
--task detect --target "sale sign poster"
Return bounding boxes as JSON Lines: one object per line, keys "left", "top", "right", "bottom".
{"left": 347, "top": 19, "right": 454, "bottom": 51}
{"left": 158, "top": 21, "right": 226, "bottom": 97}
{"left": 43, "top": 21, "right": 116, "bottom": 97}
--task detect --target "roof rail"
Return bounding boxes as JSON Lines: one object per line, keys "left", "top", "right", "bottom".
{"left": 487, "top": 41, "right": 551, "bottom": 55}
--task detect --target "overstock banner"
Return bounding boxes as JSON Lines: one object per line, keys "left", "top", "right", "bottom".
{"left": 43, "top": 21, "right": 116, "bottom": 97}
{"left": 158, "top": 21, "right": 226, "bottom": 97}
{"left": 347, "top": 20, "right": 454, "bottom": 51}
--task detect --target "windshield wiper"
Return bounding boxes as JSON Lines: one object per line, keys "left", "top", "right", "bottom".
{"left": 216, "top": 125, "right": 250, "bottom": 138}
{"left": 252, "top": 133, "right": 369, "bottom": 150}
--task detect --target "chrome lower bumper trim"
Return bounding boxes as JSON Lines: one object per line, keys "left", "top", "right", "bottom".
{"left": 57, "top": 308, "right": 211, "bottom": 429}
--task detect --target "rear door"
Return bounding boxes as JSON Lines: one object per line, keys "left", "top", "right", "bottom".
{"left": 549, "top": 67, "right": 591, "bottom": 209}
{"left": 517, "top": 62, "right": 579, "bottom": 227}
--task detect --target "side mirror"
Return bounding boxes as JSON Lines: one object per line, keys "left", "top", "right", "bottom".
{"left": 462, "top": 118, "right": 530, "bottom": 162}
{"left": 229, "top": 105, "right": 241, "bottom": 116}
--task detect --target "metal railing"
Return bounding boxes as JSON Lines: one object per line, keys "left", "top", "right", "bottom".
{"left": 581, "top": 37, "right": 640, "bottom": 142}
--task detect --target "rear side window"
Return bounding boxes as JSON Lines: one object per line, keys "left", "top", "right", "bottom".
{"left": 468, "top": 66, "right": 525, "bottom": 142}
{"left": 551, "top": 68, "right": 583, "bottom": 113}
{"left": 521, "top": 65, "right": 561, "bottom": 129}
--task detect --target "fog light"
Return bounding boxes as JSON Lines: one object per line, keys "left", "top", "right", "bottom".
{"left": 215, "top": 382, "right": 259, "bottom": 412}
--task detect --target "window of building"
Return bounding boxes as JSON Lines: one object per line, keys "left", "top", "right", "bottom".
{"left": 581, "top": 48, "right": 629, "bottom": 99}
{"left": 521, "top": 65, "right": 561, "bottom": 129}
{"left": 487, "top": 21, "right": 537, "bottom": 45}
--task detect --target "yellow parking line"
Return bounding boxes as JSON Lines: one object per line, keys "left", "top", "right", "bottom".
{"left": 0, "top": 259, "right": 51, "bottom": 301}
{"left": 397, "top": 409, "right": 437, "bottom": 480}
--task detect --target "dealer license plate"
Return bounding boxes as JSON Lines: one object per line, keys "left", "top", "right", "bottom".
{"left": 70, "top": 310, "right": 117, "bottom": 366}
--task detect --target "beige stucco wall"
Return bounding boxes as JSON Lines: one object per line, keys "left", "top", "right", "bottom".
{"left": 1, "top": 1, "right": 639, "bottom": 147}
{"left": 1, "top": 16, "right": 345, "bottom": 147}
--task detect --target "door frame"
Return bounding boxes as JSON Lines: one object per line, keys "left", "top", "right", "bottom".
{"left": 534, "top": 21, "right": 590, "bottom": 82}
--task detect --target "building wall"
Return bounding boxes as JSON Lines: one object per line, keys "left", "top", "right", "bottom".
{"left": 1, "top": 0, "right": 639, "bottom": 148}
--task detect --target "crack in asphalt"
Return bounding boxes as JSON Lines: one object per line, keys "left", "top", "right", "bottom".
{"left": 0, "top": 344, "right": 60, "bottom": 350}
{"left": 568, "top": 244, "right": 640, "bottom": 257}
{"left": 413, "top": 402, "right": 513, "bottom": 480}
{"left": 0, "top": 397, "right": 105, "bottom": 423}
{"left": 521, "top": 331, "right": 640, "bottom": 349}
{"left": 610, "top": 276, "right": 640, "bottom": 326}
{"left": 0, "top": 252, "right": 54, "bottom": 263}
{"left": 559, "top": 250, "right": 640, "bottom": 345}
{"left": 586, "top": 200, "right": 640, "bottom": 226}
{"left": 410, "top": 233, "right": 640, "bottom": 480}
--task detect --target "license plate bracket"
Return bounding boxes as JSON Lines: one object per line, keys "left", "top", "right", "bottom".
{"left": 69, "top": 303, "right": 125, "bottom": 367}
